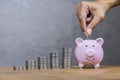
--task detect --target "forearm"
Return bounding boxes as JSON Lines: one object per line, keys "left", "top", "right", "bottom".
{"left": 97, "top": 0, "right": 120, "bottom": 9}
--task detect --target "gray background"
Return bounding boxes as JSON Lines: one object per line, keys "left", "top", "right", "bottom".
{"left": 0, "top": 0, "right": 120, "bottom": 67}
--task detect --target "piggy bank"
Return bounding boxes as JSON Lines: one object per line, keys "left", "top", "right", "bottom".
{"left": 75, "top": 38, "right": 104, "bottom": 69}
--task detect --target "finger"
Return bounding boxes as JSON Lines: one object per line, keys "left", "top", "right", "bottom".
{"left": 87, "top": 14, "right": 104, "bottom": 30}
{"left": 79, "top": 16, "right": 87, "bottom": 32}
{"left": 77, "top": 3, "right": 87, "bottom": 33}
{"left": 86, "top": 14, "right": 104, "bottom": 35}
{"left": 86, "top": 17, "right": 92, "bottom": 24}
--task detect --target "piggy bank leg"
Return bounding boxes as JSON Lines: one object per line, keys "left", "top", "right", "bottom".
{"left": 79, "top": 63, "right": 84, "bottom": 69}
{"left": 94, "top": 63, "right": 100, "bottom": 69}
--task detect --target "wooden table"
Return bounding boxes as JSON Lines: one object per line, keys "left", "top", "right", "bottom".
{"left": 0, "top": 66, "right": 120, "bottom": 80}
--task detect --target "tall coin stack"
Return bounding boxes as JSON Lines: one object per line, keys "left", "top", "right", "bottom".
{"left": 50, "top": 52, "right": 59, "bottom": 69}
{"left": 62, "top": 48, "right": 72, "bottom": 69}
{"left": 38, "top": 56, "right": 47, "bottom": 70}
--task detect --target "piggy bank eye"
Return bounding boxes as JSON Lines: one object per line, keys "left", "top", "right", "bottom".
{"left": 85, "top": 45, "right": 88, "bottom": 47}
{"left": 92, "top": 45, "right": 95, "bottom": 47}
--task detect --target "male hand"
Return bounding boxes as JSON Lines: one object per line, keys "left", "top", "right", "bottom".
{"left": 77, "top": 1, "right": 109, "bottom": 35}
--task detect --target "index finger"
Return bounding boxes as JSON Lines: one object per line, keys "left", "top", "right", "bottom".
{"left": 77, "top": 3, "right": 87, "bottom": 33}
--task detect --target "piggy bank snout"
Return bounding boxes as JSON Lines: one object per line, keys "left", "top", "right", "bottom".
{"left": 86, "top": 49, "right": 95, "bottom": 58}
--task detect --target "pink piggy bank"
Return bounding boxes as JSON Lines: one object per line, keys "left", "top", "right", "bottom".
{"left": 75, "top": 38, "right": 104, "bottom": 69}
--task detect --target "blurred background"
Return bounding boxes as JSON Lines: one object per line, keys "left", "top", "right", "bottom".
{"left": 0, "top": 0, "right": 120, "bottom": 67}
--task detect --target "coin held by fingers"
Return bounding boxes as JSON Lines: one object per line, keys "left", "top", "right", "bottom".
{"left": 86, "top": 27, "right": 92, "bottom": 36}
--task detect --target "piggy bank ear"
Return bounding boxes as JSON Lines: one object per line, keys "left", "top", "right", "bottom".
{"left": 75, "top": 38, "right": 83, "bottom": 46}
{"left": 95, "top": 38, "right": 104, "bottom": 45}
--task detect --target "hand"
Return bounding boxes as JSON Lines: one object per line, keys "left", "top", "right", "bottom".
{"left": 77, "top": 1, "right": 109, "bottom": 36}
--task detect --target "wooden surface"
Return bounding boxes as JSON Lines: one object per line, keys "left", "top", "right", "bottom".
{"left": 0, "top": 66, "right": 120, "bottom": 80}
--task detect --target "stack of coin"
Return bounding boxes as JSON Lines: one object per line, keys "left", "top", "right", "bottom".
{"left": 25, "top": 60, "right": 29, "bottom": 70}
{"left": 13, "top": 66, "right": 16, "bottom": 70}
{"left": 13, "top": 66, "right": 24, "bottom": 70}
{"left": 18, "top": 66, "right": 24, "bottom": 70}
{"left": 38, "top": 57, "right": 40, "bottom": 69}
{"left": 50, "top": 52, "right": 59, "bottom": 69}
{"left": 25, "top": 60, "right": 36, "bottom": 70}
{"left": 62, "top": 48, "right": 72, "bottom": 69}
{"left": 34, "top": 60, "right": 37, "bottom": 70}
{"left": 38, "top": 56, "right": 47, "bottom": 70}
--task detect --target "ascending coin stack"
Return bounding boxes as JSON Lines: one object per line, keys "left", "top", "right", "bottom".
{"left": 38, "top": 56, "right": 47, "bottom": 70}
{"left": 13, "top": 48, "right": 72, "bottom": 70}
{"left": 50, "top": 52, "right": 59, "bottom": 69}
{"left": 25, "top": 60, "right": 37, "bottom": 70}
{"left": 62, "top": 48, "right": 72, "bottom": 69}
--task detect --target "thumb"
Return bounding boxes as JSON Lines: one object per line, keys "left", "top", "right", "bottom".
{"left": 87, "top": 14, "right": 104, "bottom": 33}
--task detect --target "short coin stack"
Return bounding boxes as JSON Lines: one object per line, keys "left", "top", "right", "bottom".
{"left": 25, "top": 60, "right": 36, "bottom": 70}
{"left": 13, "top": 66, "right": 24, "bottom": 70}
